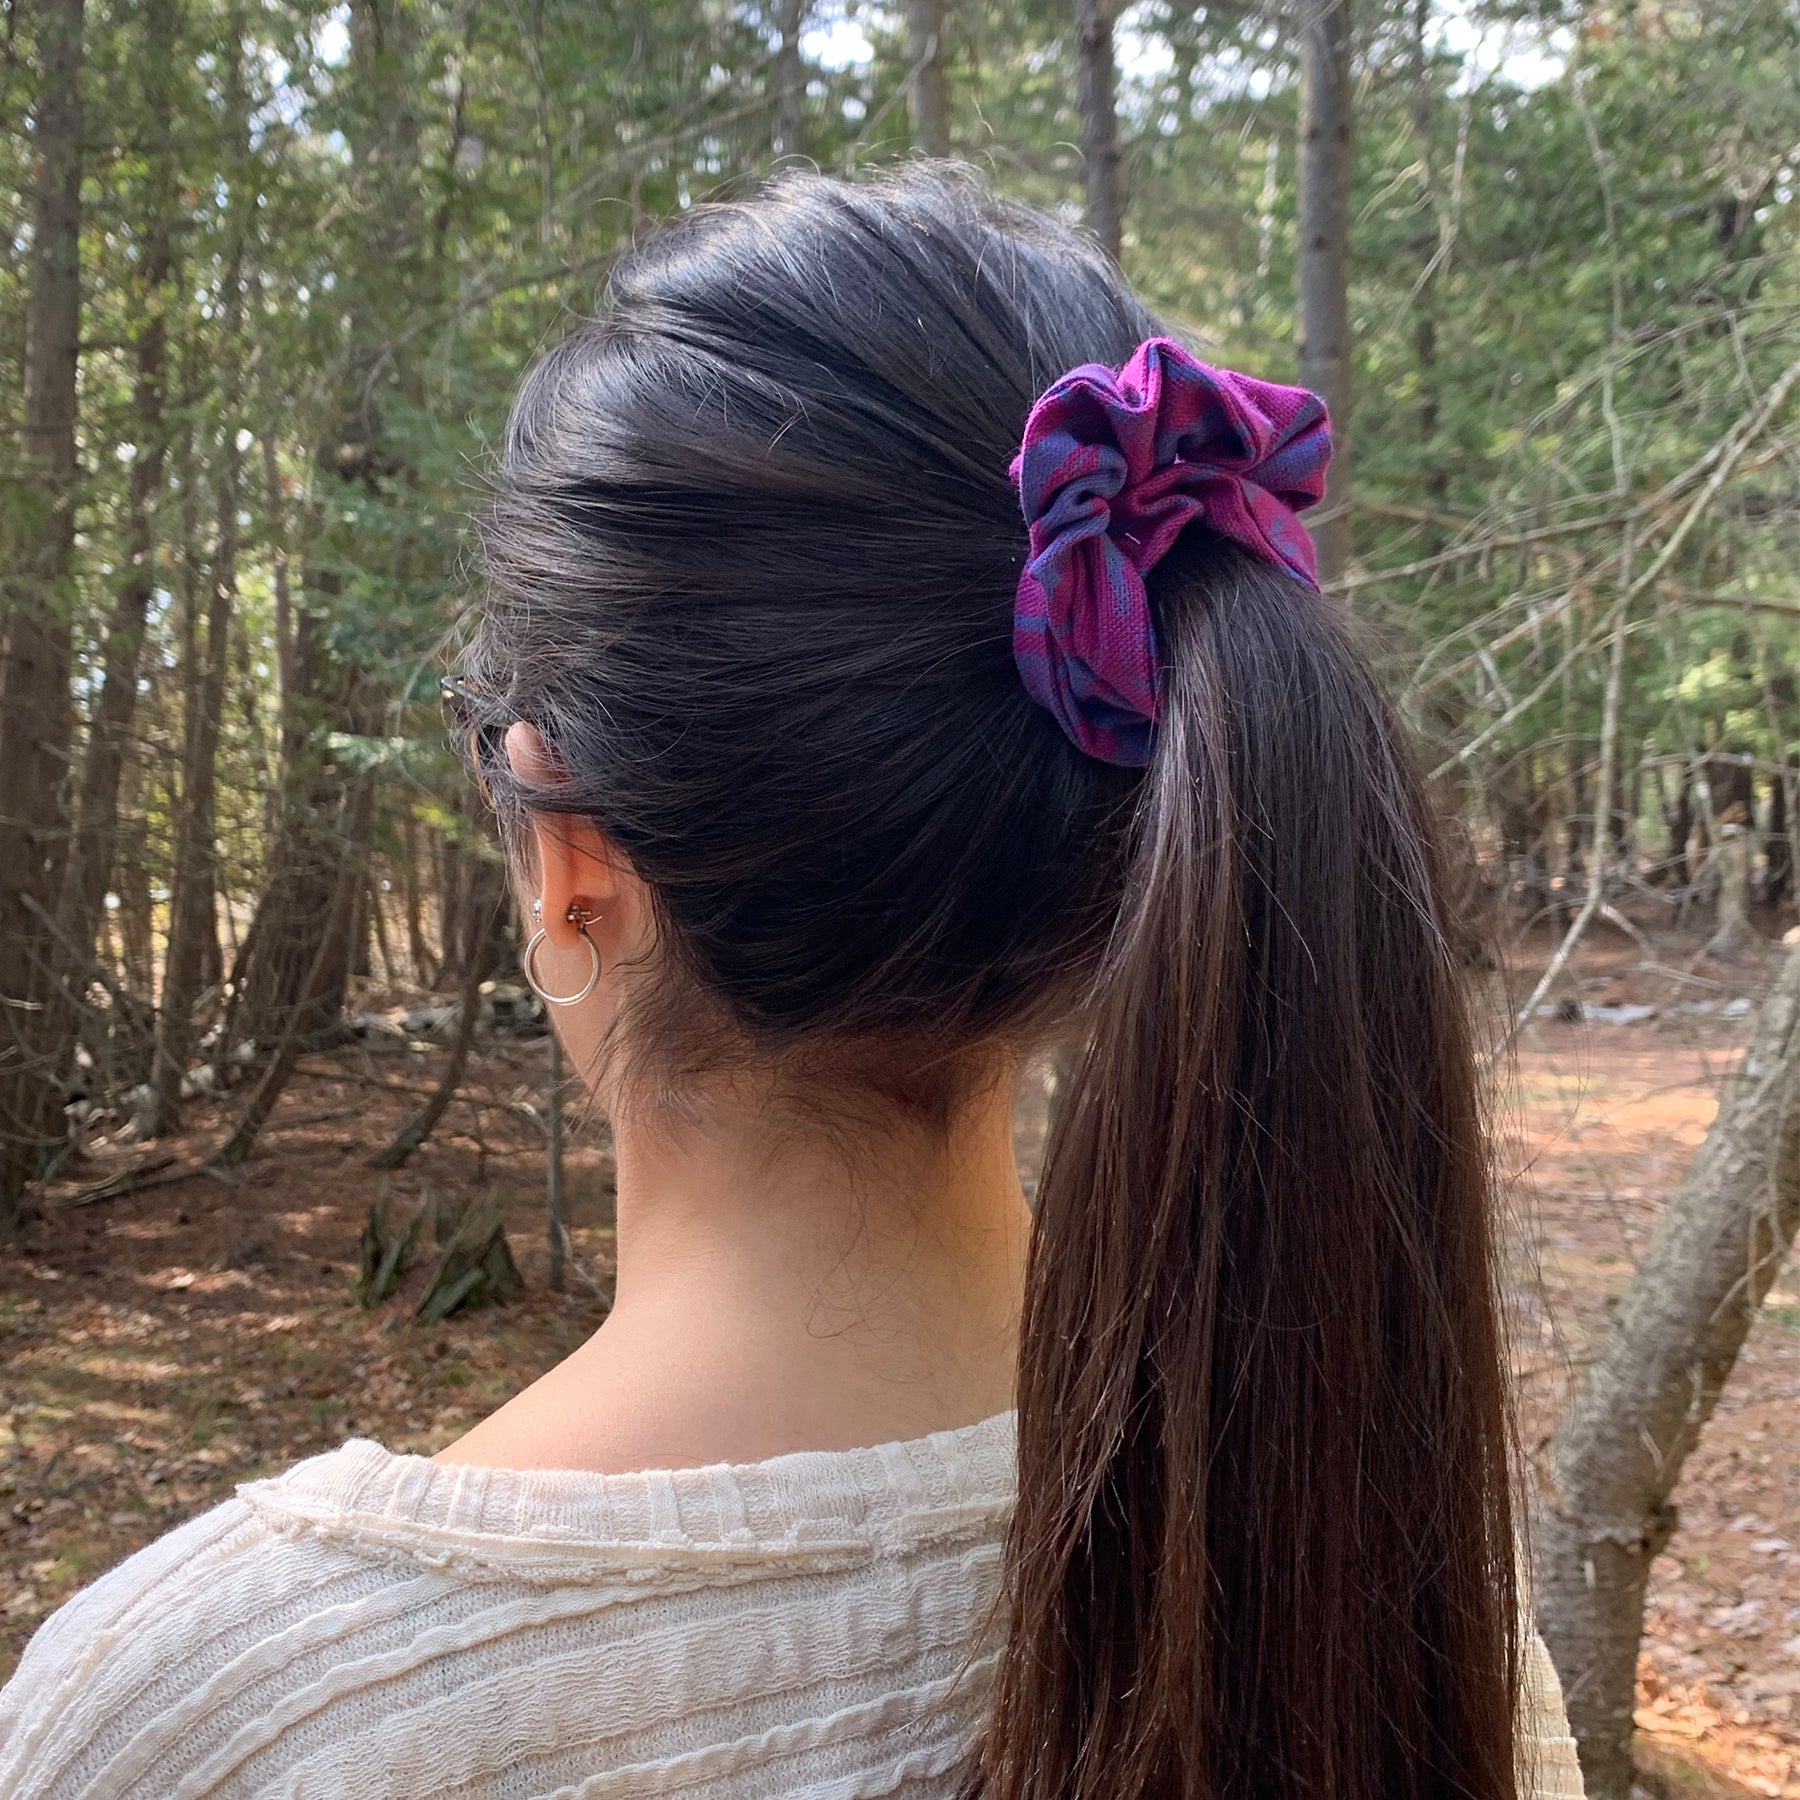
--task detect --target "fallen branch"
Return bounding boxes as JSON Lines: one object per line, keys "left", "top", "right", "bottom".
{"left": 52, "top": 1153, "right": 188, "bottom": 1210}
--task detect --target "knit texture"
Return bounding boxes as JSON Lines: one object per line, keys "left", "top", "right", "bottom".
{"left": 0, "top": 1411, "right": 1583, "bottom": 1799}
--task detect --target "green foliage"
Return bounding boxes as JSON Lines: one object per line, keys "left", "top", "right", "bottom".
{"left": 7, "top": 0, "right": 1800, "bottom": 954}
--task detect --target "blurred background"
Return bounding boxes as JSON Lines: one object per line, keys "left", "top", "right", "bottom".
{"left": 2, "top": 2, "right": 1799, "bottom": 1795}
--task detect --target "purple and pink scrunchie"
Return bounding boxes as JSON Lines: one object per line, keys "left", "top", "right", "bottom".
{"left": 1011, "top": 336, "right": 1332, "bottom": 767}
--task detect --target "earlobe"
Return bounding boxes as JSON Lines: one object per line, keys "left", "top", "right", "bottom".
{"left": 523, "top": 896, "right": 604, "bottom": 1007}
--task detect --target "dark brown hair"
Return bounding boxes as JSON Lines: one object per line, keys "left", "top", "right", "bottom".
{"left": 467, "top": 164, "right": 1519, "bottom": 1800}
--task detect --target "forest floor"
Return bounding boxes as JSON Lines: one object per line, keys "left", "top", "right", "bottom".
{"left": 4, "top": 923, "right": 1800, "bottom": 1796}
{"left": 1499, "top": 922, "right": 1800, "bottom": 1799}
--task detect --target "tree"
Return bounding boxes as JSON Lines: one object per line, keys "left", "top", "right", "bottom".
{"left": 1535, "top": 936, "right": 1800, "bottom": 1800}
{"left": 1295, "top": 0, "right": 1353, "bottom": 583}
{"left": 150, "top": 8, "right": 249, "bottom": 1136}
{"left": 907, "top": 0, "right": 950, "bottom": 157}
{"left": 774, "top": 0, "right": 807, "bottom": 159}
{"left": 0, "top": 0, "right": 86, "bottom": 1223}
{"left": 1074, "top": 0, "right": 1122, "bottom": 260}
{"left": 57, "top": 0, "right": 182, "bottom": 987}
{"left": 231, "top": 0, "right": 426, "bottom": 1055}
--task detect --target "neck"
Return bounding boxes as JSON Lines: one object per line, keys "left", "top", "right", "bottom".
{"left": 440, "top": 1061, "right": 1033, "bottom": 1475}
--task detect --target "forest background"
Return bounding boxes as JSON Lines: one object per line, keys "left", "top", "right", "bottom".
{"left": 5, "top": 0, "right": 1800, "bottom": 1796}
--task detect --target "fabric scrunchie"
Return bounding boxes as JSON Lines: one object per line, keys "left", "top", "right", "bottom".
{"left": 1010, "top": 336, "right": 1332, "bottom": 767}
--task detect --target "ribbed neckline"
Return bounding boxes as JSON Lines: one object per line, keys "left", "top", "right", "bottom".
{"left": 236, "top": 1410, "right": 1018, "bottom": 1582}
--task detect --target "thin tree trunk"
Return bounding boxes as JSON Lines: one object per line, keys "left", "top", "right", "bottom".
{"left": 349, "top": 874, "right": 373, "bottom": 982}
{"left": 1536, "top": 937, "right": 1800, "bottom": 1799}
{"left": 1296, "top": 0, "right": 1354, "bottom": 584}
{"left": 773, "top": 0, "right": 805, "bottom": 158}
{"left": 1705, "top": 823, "right": 1754, "bottom": 961}
{"left": 1522, "top": 753, "right": 1554, "bottom": 923}
{"left": 150, "top": 13, "right": 247, "bottom": 1137}
{"left": 906, "top": 0, "right": 949, "bottom": 156}
{"left": 1607, "top": 745, "right": 1630, "bottom": 864}
{"left": 1074, "top": 0, "right": 1123, "bottom": 260}
{"left": 59, "top": 0, "right": 179, "bottom": 978}
{"left": 233, "top": 0, "right": 422, "bottom": 1055}
{"left": 116, "top": 750, "right": 156, "bottom": 996}
{"left": 1405, "top": 0, "right": 1446, "bottom": 551}
{"left": 1664, "top": 755, "right": 1695, "bottom": 885}
{"left": 369, "top": 873, "right": 398, "bottom": 986}
{"left": 401, "top": 808, "right": 435, "bottom": 986}
{"left": 367, "top": 875, "right": 502, "bottom": 1170}
{"left": 438, "top": 832, "right": 465, "bottom": 982}
{"left": 234, "top": 681, "right": 343, "bottom": 1049}
{"left": 0, "top": 0, "right": 86, "bottom": 1222}
{"left": 1765, "top": 761, "right": 1792, "bottom": 909}
{"left": 215, "top": 776, "right": 377, "bottom": 1167}
{"left": 1564, "top": 734, "right": 1589, "bottom": 889}
{"left": 260, "top": 428, "right": 294, "bottom": 813}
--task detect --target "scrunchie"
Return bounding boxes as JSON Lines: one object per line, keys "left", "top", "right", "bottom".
{"left": 1010, "top": 337, "right": 1332, "bottom": 766}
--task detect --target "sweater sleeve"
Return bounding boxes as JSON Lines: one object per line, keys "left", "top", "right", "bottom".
{"left": 1522, "top": 1628, "right": 1586, "bottom": 1800}
{"left": 0, "top": 1497, "right": 269, "bottom": 1798}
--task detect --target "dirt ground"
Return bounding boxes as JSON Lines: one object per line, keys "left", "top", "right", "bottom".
{"left": 1499, "top": 925, "right": 1800, "bottom": 1798}
{"left": 4, "top": 932, "right": 1800, "bottom": 1795}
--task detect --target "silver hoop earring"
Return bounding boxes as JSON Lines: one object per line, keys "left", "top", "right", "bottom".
{"left": 522, "top": 922, "right": 602, "bottom": 1007}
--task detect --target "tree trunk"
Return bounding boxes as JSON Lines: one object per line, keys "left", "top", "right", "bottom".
{"left": 59, "top": 0, "right": 179, "bottom": 979}
{"left": 1519, "top": 752, "right": 1556, "bottom": 924}
{"left": 234, "top": 681, "right": 346, "bottom": 1050}
{"left": 349, "top": 873, "right": 373, "bottom": 982}
{"left": 1764, "top": 760, "right": 1792, "bottom": 910}
{"left": 149, "top": 14, "right": 247, "bottom": 1138}
{"left": 115, "top": 751, "right": 156, "bottom": 997}
{"left": 401, "top": 808, "right": 435, "bottom": 986}
{"left": 260, "top": 428, "right": 294, "bottom": 847}
{"left": 1662, "top": 756, "right": 1695, "bottom": 887}
{"left": 231, "top": 0, "right": 423, "bottom": 1056}
{"left": 1295, "top": 0, "right": 1354, "bottom": 585}
{"left": 1535, "top": 936, "right": 1800, "bottom": 1800}
{"left": 906, "top": 0, "right": 949, "bottom": 156}
{"left": 215, "top": 775, "right": 378, "bottom": 1167}
{"left": 438, "top": 832, "right": 464, "bottom": 980}
{"left": 1704, "top": 822, "right": 1754, "bottom": 961}
{"left": 1565, "top": 741, "right": 1589, "bottom": 879}
{"left": 1074, "top": 0, "right": 1123, "bottom": 261}
{"left": 773, "top": 0, "right": 805, "bottom": 158}
{"left": 369, "top": 873, "right": 398, "bottom": 986}
{"left": 0, "top": 0, "right": 86, "bottom": 1223}
{"left": 1616, "top": 753, "right": 1638, "bottom": 870}
{"left": 1405, "top": 0, "right": 1446, "bottom": 550}
{"left": 367, "top": 868, "right": 503, "bottom": 1170}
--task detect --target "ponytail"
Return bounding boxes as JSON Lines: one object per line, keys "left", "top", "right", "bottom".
{"left": 981, "top": 542, "right": 1520, "bottom": 1800}
{"left": 470, "top": 164, "right": 1520, "bottom": 1800}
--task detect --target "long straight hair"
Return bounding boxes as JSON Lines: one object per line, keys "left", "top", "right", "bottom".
{"left": 468, "top": 164, "right": 1520, "bottom": 1800}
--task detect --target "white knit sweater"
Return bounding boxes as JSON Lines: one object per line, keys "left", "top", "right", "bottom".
{"left": 0, "top": 1411, "right": 1584, "bottom": 1799}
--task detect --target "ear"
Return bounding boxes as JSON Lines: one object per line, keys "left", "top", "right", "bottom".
{"left": 504, "top": 721, "right": 631, "bottom": 951}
